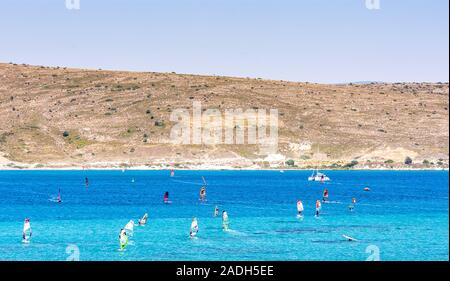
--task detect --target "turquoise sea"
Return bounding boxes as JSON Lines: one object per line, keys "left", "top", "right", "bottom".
{"left": 0, "top": 170, "right": 448, "bottom": 261}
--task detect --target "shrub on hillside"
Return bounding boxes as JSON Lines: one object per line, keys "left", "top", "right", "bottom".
{"left": 404, "top": 157, "right": 413, "bottom": 165}
{"left": 285, "top": 159, "right": 295, "bottom": 167}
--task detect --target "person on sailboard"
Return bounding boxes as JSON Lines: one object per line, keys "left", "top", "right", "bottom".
{"left": 170, "top": 169, "right": 175, "bottom": 177}
{"left": 22, "top": 218, "right": 32, "bottom": 241}
{"left": 322, "top": 189, "right": 329, "bottom": 202}
{"left": 297, "top": 200, "right": 304, "bottom": 216}
{"left": 119, "top": 228, "right": 128, "bottom": 250}
{"left": 315, "top": 200, "right": 322, "bottom": 217}
{"left": 222, "top": 211, "right": 229, "bottom": 231}
{"left": 139, "top": 213, "right": 148, "bottom": 226}
{"left": 85, "top": 177, "right": 89, "bottom": 188}
{"left": 57, "top": 188, "right": 62, "bottom": 203}
{"left": 349, "top": 197, "right": 357, "bottom": 211}
{"left": 163, "top": 191, "right": 169, "bottom": 204}
{"left": 190, "top": 217, "right": 199, "bottom": 238}
{"left": 214, "top": 206, "right": 219, "bottom": 217}
{"left": 199, "top": 186, "right": 206, "bottom": 201}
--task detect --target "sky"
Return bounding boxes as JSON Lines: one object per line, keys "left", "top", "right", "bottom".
{"left": 0, "top": 0, "right": 448, "bottom": 83}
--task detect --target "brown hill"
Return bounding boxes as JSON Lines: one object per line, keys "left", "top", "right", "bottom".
{"left": 0, "top": 63, "right": 448, "bottom": 169}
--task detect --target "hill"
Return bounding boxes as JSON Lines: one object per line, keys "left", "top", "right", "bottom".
{"left": 0, "top": 63, "right": 448, "bottom": 169}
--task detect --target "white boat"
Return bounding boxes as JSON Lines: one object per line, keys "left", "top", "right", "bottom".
{"left": 308, "top": 169, "right": 330, "bottom": 182}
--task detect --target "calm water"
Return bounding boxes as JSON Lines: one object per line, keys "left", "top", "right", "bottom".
{"left": 0, "top": 170, "right": 448, "bottom": 261}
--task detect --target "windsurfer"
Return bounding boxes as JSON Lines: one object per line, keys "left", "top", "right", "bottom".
{"left": 315, "top": 200, "right": 321, "bottom": 217}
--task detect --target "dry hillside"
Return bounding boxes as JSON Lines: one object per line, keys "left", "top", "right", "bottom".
{"left": 0, "top": 63, "right": 448, "bottom": 169}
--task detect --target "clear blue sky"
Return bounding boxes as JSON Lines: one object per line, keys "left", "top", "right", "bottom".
{"left": 0, "top": 0, "right": 448, "bottom": 83}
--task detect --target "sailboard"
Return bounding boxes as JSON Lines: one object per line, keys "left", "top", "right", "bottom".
{"left": 342, "top": 234, "right": 358, "bottom": 242}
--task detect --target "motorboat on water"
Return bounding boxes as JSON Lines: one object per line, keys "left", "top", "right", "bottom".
{"left": 308, "top": 170, "right": 330, "bottom": 182}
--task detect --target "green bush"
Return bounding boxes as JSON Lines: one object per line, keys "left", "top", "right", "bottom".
{"left": 344, "top": 160, "right": 359, "bottom": 168}
{"left": 285, "top": 159, "right": 295, "bottom": 167}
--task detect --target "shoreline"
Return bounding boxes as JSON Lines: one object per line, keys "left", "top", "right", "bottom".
{"left": 0, "top": 166, "right": 448, "bottom": 171}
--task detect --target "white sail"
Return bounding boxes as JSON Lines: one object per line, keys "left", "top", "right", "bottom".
{"left": 222, "top": 212, "right": 229, "bottom": 230}
{"left": 139, "top": 213, "right": 148, "bottom": 225}
{"left": 190, "top": 219, "right": 198, "bottom": 237}
{"left": 23, "top": 222, "right": 30, "bottom": 233}
{"left": 297, "top": 201, "right": 304, "bottom": 212}
{"left": 124, "top": 220, "right": 134, "bottom": 236}
{"left": 119, "top": 229, "right": 128, "bottom": 250}
{"left": 22, "top": 219, "right": 32, "bottom": 242}
{"left": 222, "top": 212, "right": 229, "bottom": 222}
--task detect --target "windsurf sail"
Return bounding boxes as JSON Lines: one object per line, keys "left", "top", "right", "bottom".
{"left": 199, "top": 186, "right": 206, "bottom": 201}
{"left": 323, "top": 189, "right": 329, "bottom": 201}
{"left": 119, "top": 229, "right": 128, "bottom": 250}
{"left": 342, "top": 234, "right": 358, "bottom": 242}
{"left": 190, "top": 218, "right": 199, "bottom": 237}
{"left": 316, "top": 200, "right": 322, "bottom": 210}
{"left": 138, "top": 213, "right": 148, "bottom": 226}
{"left": 57, "top": 188, "right": 62, "bottom": 203}
{"left": 214, "top": 206, "right": 219, "bottom": 217}
{"left": 124, "top": 220, "right": 134, "bottom": 236}
{"left": 163, "top": 191, "right": 169, "bottom": 203}
{"left": 222, "top": 211, "right": 229, "bottom": 230}
{"left": 315, "top": 200, "right": 322, "bottom": 217}
{"left": 22, "top": 218, "right": 32, "bottom": 242}
{"left": 199, "top": 177, "right": 207, "bottom": 201}
{"left": 297, "top": 200, "right": 304, "bottom": 213}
